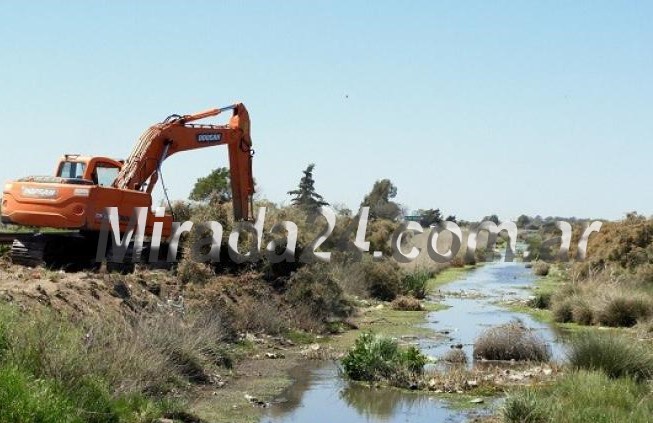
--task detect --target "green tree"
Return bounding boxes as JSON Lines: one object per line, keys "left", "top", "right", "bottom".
{"left": 482, "top": 214, "right": 501, "bottom": 225}
{"left": 418, "top": 208, "right": 443, "bottom": 227}
{"left": 288, "top": 163, "right": 329, "bottom": 213}
{"left": 361, "top": 179, "right": 401, "bottom": 221}
{"left": 517, "top": 214, "right": 532, "bottom": 228}
{"left": 189, "top": 167, "right": 231, "bottom": 203}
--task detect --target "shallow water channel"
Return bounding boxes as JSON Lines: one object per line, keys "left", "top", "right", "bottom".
{"left": 261, "top": 259, "right": 564, "bottom": 423}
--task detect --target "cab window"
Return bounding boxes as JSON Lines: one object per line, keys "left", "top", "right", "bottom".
{"left": 58, "top": 161, "right": 87, "bottom": 179}
{"left": 94, "top": 164, "right": 120, "bottom": 187}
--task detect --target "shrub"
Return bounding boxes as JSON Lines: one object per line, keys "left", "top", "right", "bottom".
{"left": 450, "top": 256, "right": 465, "bottom": 268}
{"left": 634, "top": 263, "right": 653, "bottom": 285}
{"left": 442, "top": 348, "right": 467, "bottom": 364}
{"left": 400, "top": 268, "right": 431, "bottom": 299}
{"left": 527, "top": 291, "right": 552, "bottom": 309}
{"left": 473, "top": 320, "right": 550, "bottom": 362}
{"left": 360, "top": 259, "right": 403, "bottom": 301}
{"left": 220, "top": 293, "right": 287, "bottom": 335}
{"left": 596, "top": 295, "right": 653, "bottom": 327}
{"left": 551, "top": 298, "right": 574, "bottom": 323}
{"left": 570, "top": 299, "right": 594, "bottom": 325}
{"left": 567, "top": 332, "right": 653, "bottom": 382}
{"left": 176, "top": 257, "right": 214, "bottom": 284}
{"left": 391, "top": 296, "right": 422, "bottom": 311}
{"left": 341, "top": 332, "right": 426, "bottom": 384}
{"left": 532, "top": 261, "right": 550, "bottom": 276}
{"left": 367, "top": 219, "right": 400, "bottom": 257}
{"left": 286, "top": 263, "right": 353, "bottom": 323}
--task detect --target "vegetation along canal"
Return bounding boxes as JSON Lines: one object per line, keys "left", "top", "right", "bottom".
{"left": 261, "top": 257, "right": 562, "bottom": 423}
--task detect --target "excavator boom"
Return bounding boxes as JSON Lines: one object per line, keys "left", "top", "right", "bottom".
{"left": 114, "top": 103, "right": 254, "bottom": 220}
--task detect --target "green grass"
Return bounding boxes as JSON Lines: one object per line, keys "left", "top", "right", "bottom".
{"left": 0, "top": 304, "right": 191, "bottom": 423}
{"left": 0, "top": 364, "right": 176, "bottom": 423}
{"left": 503, "top": 370, "right": 653, "bottom": 423}
{"left": 426, "top": 265, "right": 475, "bottom": 291}
{"left": 568, "top": 332, "right": 653, "bottom": 382}
{"left": 0, "top": 365, "right": 78, "bottom": 423}
{"left": 284, "top": 329, "right": 318, "bottom": 345}
{"left": 502, "top": 389, "right": 547, "bottom": 423}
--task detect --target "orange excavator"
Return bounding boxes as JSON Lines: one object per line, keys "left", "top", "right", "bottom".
{"left": 1, "top": 103, "right": 254, "bottom": 268}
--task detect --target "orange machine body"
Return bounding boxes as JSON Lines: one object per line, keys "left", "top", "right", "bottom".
{"left": 1, "top": 156, "right": 169, "bottom": 235}
{"left": 1, "top": 103, "right": 254, "bottom": 238}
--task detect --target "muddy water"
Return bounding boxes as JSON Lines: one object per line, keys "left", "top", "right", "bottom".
{"left": 262, "top": 259, "right": 561, "bottom": 423}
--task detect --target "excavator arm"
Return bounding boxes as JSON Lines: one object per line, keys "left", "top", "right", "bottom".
{"left": 113, "top": 103, "right": 254, "bottom": 220}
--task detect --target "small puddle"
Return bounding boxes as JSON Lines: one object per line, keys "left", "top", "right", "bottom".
{"left": 262, "top": 259, "right": 561, "bottom": 423}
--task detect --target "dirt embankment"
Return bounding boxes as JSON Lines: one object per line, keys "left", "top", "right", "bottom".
{"left": 0, "top": 260, "right": 345, "bottom": 423}
{"left": 0, "top": 262, "right": 182, "bottom": 320}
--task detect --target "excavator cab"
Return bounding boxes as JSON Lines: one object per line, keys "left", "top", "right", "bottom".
{"left": 53, "top": 155, "right": 123, "bottom": 186}
{"left": 56, "top": 158, "right": 86, "bottom": 180}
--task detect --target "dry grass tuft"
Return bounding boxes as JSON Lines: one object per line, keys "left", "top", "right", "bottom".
{"left": 442, "top": 348, "right": 468, "bottom": 364}
{"left": 473, "top": 321, "right": 550, "bottom": 362}
{"left": 391, "top": 295, "right": 423, "bottom": 311}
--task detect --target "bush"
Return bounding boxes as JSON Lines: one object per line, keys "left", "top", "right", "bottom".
{"left": 341, "top": 332, "right": 426, "bottom": 385}
{"left": 473, "top": 320, "right": 550, "bottom": 362}
{"left": 551, "top": 295, "right": 595, "bottom": 325}
{"left": 176, "top": 257, "right": 214, "bottom": 284}
{"left": 532, "top": 261, "right": 550, "bottom": 276}
{"left": 367, "top": 219, "right": 400, "bottom": 257}
{"left": 400, "top": 268, "right": 431, "bottom": 299}
{"left": 0, "top": 244, "right": 9, "bottom": 259}
{"left": 286, "top": 263, "right": 353, "bottom": 324}
{"left": 219, "top": 293, "right": 287, "bottom": 336}
{"left": 552, "top": 298, "right": 574, "bottom": 323}
{"left": 360, "top": 259, "right": 403, "bottom": 301}
{"left": 567, "top": 332, "right": 653, "bottom": 382}
{"left": 391, "top": 296, "right": 422, "bottom": 311}
{"left": 596, "top": 295, "right": 653, "bottom": 327}
{"left": 570, "top": 299, "right": 594, "bottom": 325}
{"left": 442, "top": 348, "right": 467, "bottom": 364}
{"left": 527, "top": 291, "right": 552, "bottom": 309}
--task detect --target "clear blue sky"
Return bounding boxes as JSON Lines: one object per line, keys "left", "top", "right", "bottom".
{"left": 0, "top": 1, "right": 651, "bottom": 221}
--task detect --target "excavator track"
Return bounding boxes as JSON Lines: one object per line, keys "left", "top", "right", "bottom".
{"left": 1, "top": 231, "right": 173, "bottom": 272}
{"left": 1, "top": 231, "right": 99, "bottom": 270}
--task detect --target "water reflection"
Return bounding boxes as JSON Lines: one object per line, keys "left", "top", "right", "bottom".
{"left": 263, "top": 362, "right": 474, "bottom": 423}
{"left": 340, "top": 382, "right": 434, "bottom": 420}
